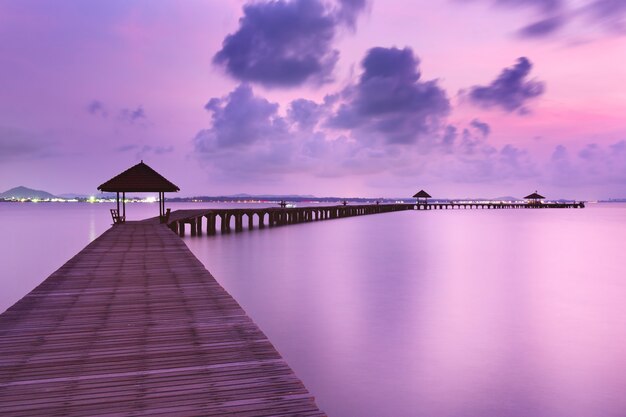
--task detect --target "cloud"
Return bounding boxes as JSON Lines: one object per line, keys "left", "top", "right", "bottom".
{"left": 470, "top": 118, "right": 491, "bottom": 137}
{"left": 549, "top": 140, "right": 626, "bottom": 185}
{"left": 584, "top": 0, "right": 626, "bottom": 33}
{"left": 328, "top": 47, "right": 450, "bottom": 144}
{"left": 119, "top": 106, "right": 147, "bottom": 124}
{"left": 87, "top": 100, "right": 108, "bottom": 117}
{"left": 335, "top": 0, "right": 368, "bottom": 27}
{"left": 194, "top": 50, "right": 557, "bottom": 187}
{"left": 517, "top": 15, "right": 566, "bottom": 37}
{"left": 495, "top": 0, "right": 562, "bottom": 12}
{"left": 197, "top": 84, "right": 288, "bottom": 151}
{"left": 213, "top": 0, "right": 366, "bottom": 87}
{"left": 193, "top": 82, "right": 406, "bottom": 179}
{"left": 288, "top": 98, "right": 326, "bottom": 130}
{"left": 470, "top": 0, "right": 626, "bottom": 39}
{"left": 115, "top": 144, "right": 174, "bottom": 159}
{"left": 465, "top": 57, "right": 545, "bottom": 114}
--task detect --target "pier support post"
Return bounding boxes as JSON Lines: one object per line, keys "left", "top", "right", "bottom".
{"left": 235, "top": 214, "right": 243, "bottom": 232}
{"left": 196, "top": 217, "right": 202, "bottom": 235}
{"left": 207, "top": 215, "right": 216, "bottom": 235}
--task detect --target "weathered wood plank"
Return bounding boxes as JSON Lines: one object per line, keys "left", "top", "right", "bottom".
{"left": 0, "top": 223, "right": 324, "bottom": 416}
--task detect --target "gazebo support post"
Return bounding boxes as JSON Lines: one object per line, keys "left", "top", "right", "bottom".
{"left": 98, "top": 161, "right": 179, "bottom": 223}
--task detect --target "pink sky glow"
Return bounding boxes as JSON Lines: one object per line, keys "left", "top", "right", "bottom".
{"left": 1, "top": 0, "right": 625, "bottom": 199}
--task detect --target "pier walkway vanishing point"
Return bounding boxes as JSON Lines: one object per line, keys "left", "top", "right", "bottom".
{"left": 0, "top": 223, "right": 324, "bottom": 416}
{"left": 161, "top": 201, "right": 586, "bottom": 237}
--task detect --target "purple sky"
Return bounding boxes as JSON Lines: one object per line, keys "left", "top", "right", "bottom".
{"left": 1, "top": 0, "right": 625, "bottom": 199}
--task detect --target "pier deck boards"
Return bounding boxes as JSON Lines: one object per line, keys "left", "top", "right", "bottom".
{"left": 0, "top": 223, "right": 324, "bottom": 416}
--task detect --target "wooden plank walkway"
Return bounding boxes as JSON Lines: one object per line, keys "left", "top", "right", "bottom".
{"left": 0, "top": 223, "right": 324, "bottom": 416}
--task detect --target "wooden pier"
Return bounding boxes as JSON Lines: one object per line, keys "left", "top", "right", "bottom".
{"left": 0, "top": 223, "right": 324, "bottom": 416}
{"left": 163, "top": 201, "right": 585, "bottom": 237}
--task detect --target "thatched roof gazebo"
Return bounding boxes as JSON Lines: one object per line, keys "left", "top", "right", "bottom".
{"left": 524, "top": 191, "right": 545, "bottom": 205}
{"left": 413, "top": 190, "right": 431, "bottom": 204}
{"left": 98, "top": 161, "right": 179, "bottom": 223}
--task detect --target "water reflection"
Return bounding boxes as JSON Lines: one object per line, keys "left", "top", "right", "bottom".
{"left": 184, "top": 206, "right": 626, "bottom": 417}
{"left": 1, "top": 202, "right": 625, "bottom": 416}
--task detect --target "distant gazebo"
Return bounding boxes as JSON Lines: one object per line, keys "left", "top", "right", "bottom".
{"left": 524, "top": 191, "right": 545, "bottom": 206}
{"left": 413, "top": 190, "right": 431, "bottom": 205}
{"left": 98, "top": 161, "right": 179, "bottom": 223}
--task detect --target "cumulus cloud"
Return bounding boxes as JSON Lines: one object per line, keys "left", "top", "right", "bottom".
{"left": 549, "top": 140, "right": 626, "bottom": 185}
{"left": 194, "top": 49, "right": 553, "bottom": 186}
{"left": 213, "top": 0, "right": 366, "bottom": 87}
{"left": 197, "top": 84, "right": 288, "bottom": 151}
{"left": 465, "top": 57, "right": 545, "bottom": 114}
{"left": 328, "top": 47, "right": 450, "bottom": 144}
{"left": 194, "top": 84, "right": 297, "bottom": 178}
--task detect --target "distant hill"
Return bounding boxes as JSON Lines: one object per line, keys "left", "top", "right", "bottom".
{"left": 0, "top": 186, "right": 57, "bottom": 200}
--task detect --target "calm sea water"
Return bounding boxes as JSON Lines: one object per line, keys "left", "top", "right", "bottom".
{"left": 2, "top": 202, "right": 626, "bottom": 417}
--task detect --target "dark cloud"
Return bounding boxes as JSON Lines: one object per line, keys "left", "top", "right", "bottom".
{"left": 328, "top": 47, "right": 450, "bottom": 144}
{"left": 193, "top": 83, "right": 403, "bottom": 179}
{"left": 466, "top": 57, "right": 545, "bottom": 114}
{"left": 335, "top": 0, "right": 368, "bottom": 27}
{"left": 517, "top": 15, "right": 566, "bottom": 37}
{"left": 87, "top": 100, "right": 108, "bottom": 117}
{"left": 288, "top": 99, "right": 325, "bottom": 130}
{"left": 193, "top": 56, "right": 552, "bottom": 186}
{"left": 470, "top": 118, "right": 491, "bottom": 137}
{"left": 213, "top": 0, "right": 365, "bottom": 88}
{"left": 119, "top": 106, "right": 146, "bottom": 124}
{"left": 197, "top": 84, "right": 287, "bottom": 152}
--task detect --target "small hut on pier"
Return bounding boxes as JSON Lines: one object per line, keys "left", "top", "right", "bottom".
{"left": 413, "top": 190, "right": 431, "bottom": 205}
{"left": 524, "top": 191, "right": 545, "bottom": 206}
{"left": 98, "top": 161, "right": 179, "bottom": 223}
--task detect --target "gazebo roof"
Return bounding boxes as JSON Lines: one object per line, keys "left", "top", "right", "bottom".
{"left": 98, "top": 161, "right": 180, "bottom": 193}
{"left": 413, "top": 190, "right": 432, "bottom": 198}
{"left": 524, "top": 192, "right": 545, "bottom": 199}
